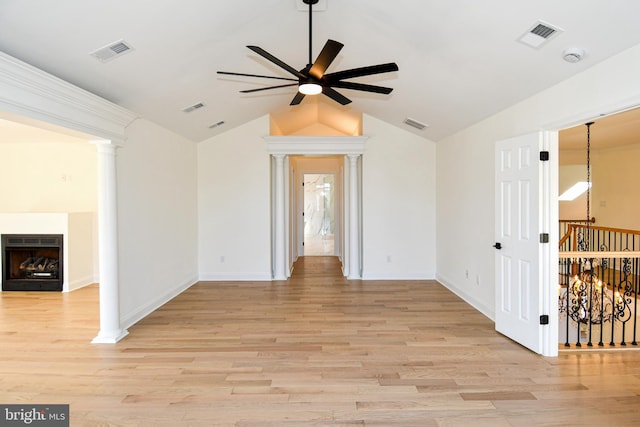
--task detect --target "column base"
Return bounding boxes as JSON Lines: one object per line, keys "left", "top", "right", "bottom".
{"left": 92, "top": 329, "right": 129, "bottom": 344}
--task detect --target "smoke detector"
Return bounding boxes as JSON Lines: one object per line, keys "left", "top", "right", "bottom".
{"left": 563, "top": 47, "right": 585, "bottom": 63}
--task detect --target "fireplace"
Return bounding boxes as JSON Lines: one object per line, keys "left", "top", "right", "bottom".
{"left": 2, "top": 234, "right": 63, "bottom": 291}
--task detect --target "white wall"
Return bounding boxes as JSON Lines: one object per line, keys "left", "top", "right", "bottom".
{"left": 362, "top": 115, "right": 436, "bottom": 279}
{"left": 197, "top": 116, "right": 272, "bottom": 280}
{"left": 197, "top": 114, "right": 437, "bottom": 281}
{"left": 437, "top": 43, "right": 640, "bottom": 319}
{"left": 117, "top": 119, "right": 199, "bottom": 328}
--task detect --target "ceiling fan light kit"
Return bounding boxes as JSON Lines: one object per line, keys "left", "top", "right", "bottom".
{"left": 299, "top": 83, "right": 322, "bottom": 95}
{"left": 217, "top": 0, "right": 398, "bottom": 106}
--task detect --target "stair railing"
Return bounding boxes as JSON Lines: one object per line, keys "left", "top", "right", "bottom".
{"left": 559, "top": 223, "right": 640, "bottom": 348}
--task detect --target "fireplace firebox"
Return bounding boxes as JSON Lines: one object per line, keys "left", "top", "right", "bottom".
{"left": 2, "top": 234, "right": 63, "bottom": 291}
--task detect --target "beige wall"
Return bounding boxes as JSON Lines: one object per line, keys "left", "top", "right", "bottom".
{"left": 559, "top": 143, "right": 640, "bottom": 230}
{"left": 0, "top": 141, "right": 97, "bottom": 213}
{"left": 591, "top": 144, "right": 640, "bottom": 230}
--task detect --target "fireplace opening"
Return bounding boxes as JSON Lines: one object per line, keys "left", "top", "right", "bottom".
{"left": 2, "top": 234, "right": 63, "bottom": 291}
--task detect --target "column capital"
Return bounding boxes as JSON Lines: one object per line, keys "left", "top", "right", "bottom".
{"left": 347, "top": 153, "right": 360, "bottom": 165}
{"left": 90, "top": 140, "right": 123, "bottom": 155}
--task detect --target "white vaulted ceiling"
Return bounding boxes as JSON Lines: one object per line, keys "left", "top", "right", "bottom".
{"left": 1, "top": 0, "right": 640, "bottom": 143}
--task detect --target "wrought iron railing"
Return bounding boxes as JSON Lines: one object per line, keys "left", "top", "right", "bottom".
{"left": 559, "top": 223, "right": 640, "bottom": 348}
{"left": 559, "top": 217, "right": 595, "bottom": 249}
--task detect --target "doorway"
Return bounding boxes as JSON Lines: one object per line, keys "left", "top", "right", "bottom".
{"left": 303, "top": 173, "right": 335, "bottom": 256}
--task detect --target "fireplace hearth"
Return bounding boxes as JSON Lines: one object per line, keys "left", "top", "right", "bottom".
{"left": 2, "top": 234, "right": 63, "bottom": 291}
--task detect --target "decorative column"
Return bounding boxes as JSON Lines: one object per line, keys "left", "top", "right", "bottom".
{"left": 347, "top": 154, "right": 360, "bottom": 279}
{"left": 273, "top": 154, "right": 287, "bottom": 280}
{"left": 92, "top": 141, "right": 128, "bottom": 343}
{"left": 342, "top": 157, "right": 350, "bottom": 277}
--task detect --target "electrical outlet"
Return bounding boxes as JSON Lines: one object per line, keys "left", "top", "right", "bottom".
{"left": 220, "top": 256, "right": 225, "bottom": 263}
{"left": 387, "top": 255, "right": 391, "bottom": 263}
{"left": 465, "top": 269, "right": 469, "bottom": 279}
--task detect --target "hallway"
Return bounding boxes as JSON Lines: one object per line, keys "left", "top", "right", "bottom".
{"left": 1, "top": 259, "right": 640, "bottom": 425}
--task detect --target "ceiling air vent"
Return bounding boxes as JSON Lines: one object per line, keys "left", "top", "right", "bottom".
{"left": 403, "top": 118, "right": 428, "bottom": 130}
{"left": 89, "top": 39, "right": 134, "bottom": 62}
{"left": 518, "top": 21, "right": 563, "bottom": 48}
{"left": 181, "top": 102, "right": 205, "bottom": 113}
{"left": 209, "top": 121, "right": 225, "bottom": 129}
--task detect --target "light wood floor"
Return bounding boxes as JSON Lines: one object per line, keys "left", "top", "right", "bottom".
{"left": 2, "top": 256, "right": 640, "bottom": 426}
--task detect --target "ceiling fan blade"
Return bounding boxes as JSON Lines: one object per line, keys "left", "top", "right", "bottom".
{"left": 240, "top": 83, "right": 299, "bottom": 94}
{"left": 324, "top": 62, "right": 399, "bottom": 82}
{"left": 330, "top": 81, "right": 394, "bottom": 94}
{"left": 322, "top": 87, "right": 352, "bottom": 105}
{"left": 308, "top": 39, "right": 344, "bottom": 80}
{"left": 247, "top": 46, "right": 306, "bottom": 79}
{"left": 217, "top": 71, "right": 297, "bottom": 82}
{"left": 290, "top": 92, "right": 306, "bottom": 106}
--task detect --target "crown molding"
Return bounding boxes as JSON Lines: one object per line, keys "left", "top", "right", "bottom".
{"left": 0, "top": 51, "right": 138, "bottom": 144}
{"left": 264, "top": 135, "right": 367, "bottom": 156}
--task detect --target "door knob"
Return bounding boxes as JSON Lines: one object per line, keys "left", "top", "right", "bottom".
{"left": 493, "top": 242, "right": 502, "bottom": 250}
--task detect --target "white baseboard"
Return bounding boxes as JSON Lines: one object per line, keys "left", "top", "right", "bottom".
{"left": 198, "top": 272, "right": 272, "bottom": 281}
{"left": 66, "top": 274, "right": 98, "bottom": 292}
{"left": 121, "top": 275, "right": 198, "bottom": 330}
{"left": 361, "top": 272, "right": 435, "bottom": 280}
{"left": 436, "top": 273, "right": 495, "bottom": 321}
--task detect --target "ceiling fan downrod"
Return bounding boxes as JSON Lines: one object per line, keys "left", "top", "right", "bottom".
{"left": 303, "top": 0, "right": 319, "bottom": 66}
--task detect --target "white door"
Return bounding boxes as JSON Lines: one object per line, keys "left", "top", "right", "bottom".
{"left": 495, "top": 131, "right": 557, "bottom": 355}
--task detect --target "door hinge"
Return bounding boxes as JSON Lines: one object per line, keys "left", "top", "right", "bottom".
{"left": 539, "top": 314, "right": 549, "bottom": 325}
{"left": 539, "top": 233, "right": 549, "bottom": 243}
{"left": 539, "top": 151, "right": 549, "bottom": 161}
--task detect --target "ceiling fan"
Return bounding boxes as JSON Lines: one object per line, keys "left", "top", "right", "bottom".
{"left": 217, "top": 0, "right": 399, "bottom": 106}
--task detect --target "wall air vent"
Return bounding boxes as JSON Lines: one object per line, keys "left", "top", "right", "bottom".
{"left": 89, "top": 40, "right": 134, "bottom": 62}
{"left": 518, "top": 21, "right": 563, "bottom": 48}
{"left": 209, "top": 121, "right": 225, "bottom": 129}
{"left": 181, "top": 102, "right": 205, "bottom": 113}
{"left": 403, "top": 118, "right": 428, "bottom": 130}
